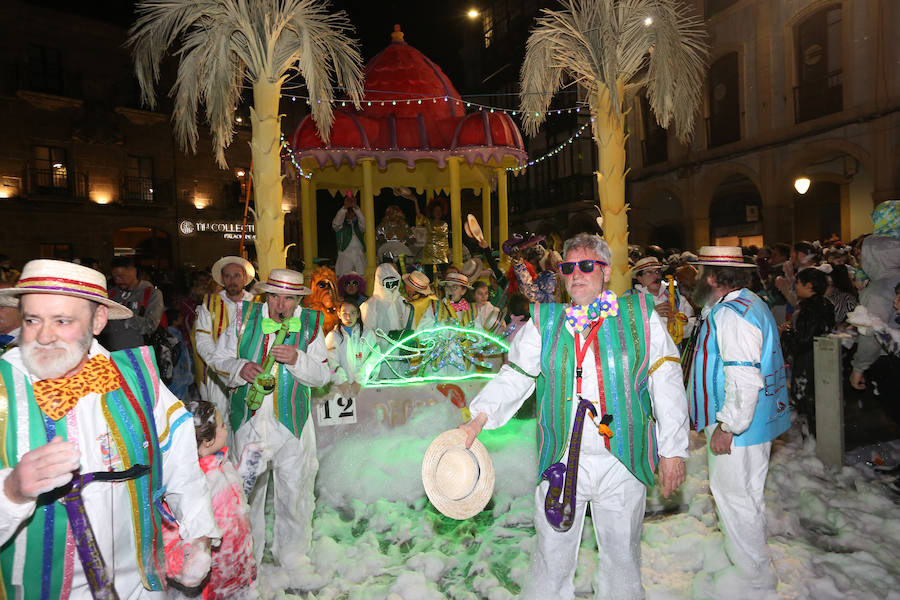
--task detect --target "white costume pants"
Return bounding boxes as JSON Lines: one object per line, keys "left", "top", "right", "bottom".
{"left": 235, "top": 412, "right": 318, "bottom": 567}
{"left": 336, "top": 247, "right": 366, "bottom": 279}
{"left": 707, "top": 435, "right": 776, "bottom": 589}
{"left": 524, "top": 452, "right": 646, "bottom": 600}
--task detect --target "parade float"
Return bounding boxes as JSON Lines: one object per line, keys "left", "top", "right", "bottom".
{"left": 287, "top": 25, "right": 528, "bottom": 448}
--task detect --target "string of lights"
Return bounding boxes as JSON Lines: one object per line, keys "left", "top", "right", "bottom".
{"left": 279, "top": 133, "right": 312, "bottom": 180}
{"left": 280, "top": 92, "right": 587, "bottom": 119}
{"left": 506, "top": 118, "right": 594, "bottom": 173}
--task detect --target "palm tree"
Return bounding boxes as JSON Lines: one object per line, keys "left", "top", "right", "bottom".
{"left": 128, "top": 0, "right": 364, "bottom": 277}
{"left": 520, "top": 0, "right": 707, "bottom": 294}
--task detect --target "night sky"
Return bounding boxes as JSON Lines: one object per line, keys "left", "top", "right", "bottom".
{"left": 23, "top": 0, "right": 475, "bottom": 90}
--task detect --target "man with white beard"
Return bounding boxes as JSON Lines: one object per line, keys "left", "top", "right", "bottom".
{"left": 0, "top": 260, "right": 219, "bottom": 599}
{"left": 193, "top": 256, "right": 255, "bottom": 416}
{"left": 686, "top": 247, "right": 790, "bottom": 597}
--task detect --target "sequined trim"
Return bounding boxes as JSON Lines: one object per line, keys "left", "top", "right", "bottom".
{"left": 648, "top": 356, "right": 680, "bottom": 376}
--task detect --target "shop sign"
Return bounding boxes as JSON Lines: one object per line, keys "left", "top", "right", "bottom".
{"left": 179, "top": 220, "right": 255, "bottom": 240}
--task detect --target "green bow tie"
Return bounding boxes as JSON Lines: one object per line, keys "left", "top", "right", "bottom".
{"left": 261, "top": 317, "right": 301, "bottom": 335}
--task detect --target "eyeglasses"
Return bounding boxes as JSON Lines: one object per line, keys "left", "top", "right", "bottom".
{"left": 558, "top": 259, "right": 608, "bottom": 276}
{"left": 383, "top": 279, "right": 399, "bottom": 289}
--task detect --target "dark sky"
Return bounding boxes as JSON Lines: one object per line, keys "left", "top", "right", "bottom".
{"left": 24, "top": 0, "right": 475, "bottom": 89}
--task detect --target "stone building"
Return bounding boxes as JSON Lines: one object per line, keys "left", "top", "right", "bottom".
{"left": 0, "top": 0, "right": 306, "bottom": 273}
{"left": 466, "top": 0, "right": 899, "bottom": 249}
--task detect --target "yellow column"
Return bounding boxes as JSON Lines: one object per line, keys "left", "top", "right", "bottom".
{"left": 449, "top": 157, "right": 463, "bottom": 266}
{"left": 481, "top": 182, "right": 492, "bottom": 247}
{"left": 300, "top": 175, "right": 314, "bottom": 276}
{"left": 361, "top": 159, "right": 377, "bottom": 293}
{"left": 309, "top": 179, "right": 318, "bottom": 260}
{"left": 497, "top": 168, "right": 509, "bottom": 254}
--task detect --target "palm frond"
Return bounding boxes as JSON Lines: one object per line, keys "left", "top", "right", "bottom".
{"left": 127, "top": 0, "right": 363, "bottom": 163}
{"left": 519, "top": 0, "right": 707, "bottom": 140}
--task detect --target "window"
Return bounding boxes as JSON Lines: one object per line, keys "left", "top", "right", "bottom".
{"left": 483, "top": 12, "right": 494, "bottom": 48}
{"left": 707, "top": 52, "right": 741, "bottom": 147}
{"left": 33, "top": 146, "right": 68, "bottom": 191}
{"left": 640, "top": 94, "right": 667, "bottom": 166}
{"left": 794, "top": 5, "right": 842, "bottom": 123}
{"left": 26, "top": 45, "right": 63, "bottom": 95}
{"left": 125, "top": 156, "right": 154, "bottom": 202}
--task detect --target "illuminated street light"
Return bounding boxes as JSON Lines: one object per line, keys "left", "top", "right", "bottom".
{"left": 644, "top": 16, "right": 653, "bottom": 26}
{"left": 467, "top": 8, "right": 479, "bottom": 19}
{"left": 794, "top": 176, "right": 811, "bottom": 194}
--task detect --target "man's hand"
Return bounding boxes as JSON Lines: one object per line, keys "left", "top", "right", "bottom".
{"left": 849, "top": 370, "right": 866, "bottom": 390}
{"left": 459, "top": 413, "right": 488, "bottom": 449}
{"left": 657, "top": 456, "right": 685, "bottom": 498}
{"left": 4, "top": 436, "right": 80, "bottom": 504}
{"left": 239, "top": 362, "right": 264, "bottom": 383}
{"left": 337, "top": 383, "right": 351, "bottom": 398}
{"left": 269, "top": 345, "right": 299, "bottom": 365}
{"left": 710, "top": 424, "right": 733, "bottom": 455}
{"left": 654, "top": 302, "right": 672, "bottom": 319}
{"left": 350, "top": 382, "right": 361, "bottom": 396}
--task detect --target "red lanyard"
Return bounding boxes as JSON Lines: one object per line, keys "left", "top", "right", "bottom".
{"left": 573, "top": 319, "right": 603, "bottom": 395}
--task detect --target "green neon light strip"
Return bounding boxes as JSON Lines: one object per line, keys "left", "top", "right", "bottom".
{"left": 362, "top": 324, "right": 510, "bottom": 386}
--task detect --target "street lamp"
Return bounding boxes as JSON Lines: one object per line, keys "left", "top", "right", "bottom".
{"left": 794, "top": 176, "right": 811, "bottom": 194}
{"left": 467, "top": 8, "right": 479, "bottom": 19}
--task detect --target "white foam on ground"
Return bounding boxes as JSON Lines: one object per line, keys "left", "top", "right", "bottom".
{"left": 258, "top": 405, "right": 900, "bottom": 600}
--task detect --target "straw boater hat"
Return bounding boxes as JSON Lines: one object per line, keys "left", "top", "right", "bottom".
{"left": 211, "top": 256, "right": 255, "bottom": 287}
{"left": 463, "top": 214, "right": 486, "bottom": 245}
{"left": 422, "top": 429, "right": 495, "bottom": 520}
{"left": 402, "top": 270, "right": 433, "bottom": 296}
{"left": 631, "top": 256, "right": 663, "bottom": 275}
{"left": 0, "top": 259, "right": 133, "bottom": 319}
{"left": 254, "top": 268, "right": 312, "bottom": 296}
{"left": 439, "top": 271, "right": 472, "bottom": 289}
{"left": 689, "top": 246, "right": 755, "bottom": 268}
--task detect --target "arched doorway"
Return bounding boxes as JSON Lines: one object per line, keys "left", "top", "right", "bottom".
{"left": 113, "top": 227, "right": 172, "bottom": 271}
{"left": 709, "top": 174, "right": 763, "bottom": 247}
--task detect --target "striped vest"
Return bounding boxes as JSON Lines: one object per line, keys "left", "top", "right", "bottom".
{"left": 229, "top": 302, "right": 322, "bottom": 438}
{"left": 531, "top": 293, "right": 659, "bottom": 486}
{"left": 0, "top": 347, "right": 168, "bottom": 599}
{"left": 687, "top": 289, "right": 791, "bottom": 446}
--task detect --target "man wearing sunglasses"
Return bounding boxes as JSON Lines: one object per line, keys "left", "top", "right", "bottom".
{"left": 461, "top": 233, "right": 689, "bottom": 600}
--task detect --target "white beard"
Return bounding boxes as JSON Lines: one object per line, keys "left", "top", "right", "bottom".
{"left": 21, "top": 330, "right": 92, "bottom": 380}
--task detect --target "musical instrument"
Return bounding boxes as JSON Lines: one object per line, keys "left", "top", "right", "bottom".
{"left": 541, "top": 396, "right": 598, "bottom": 532}
{"left": 246, "top": 314, "right": 293, "bottom": 410}
{"left": 665, "top": 275, "right": 689, "bottom": 344}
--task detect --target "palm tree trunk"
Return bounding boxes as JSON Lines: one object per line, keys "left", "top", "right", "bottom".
{"left": 592, "top": 84, "right": 629, "bottom": 295}
{"left": 251, "top": 78, "right": 286, "bottom": 279}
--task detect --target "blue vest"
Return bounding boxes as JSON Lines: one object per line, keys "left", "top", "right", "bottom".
{"left": 687, "top": 289, "right": 790, "bottom": 446}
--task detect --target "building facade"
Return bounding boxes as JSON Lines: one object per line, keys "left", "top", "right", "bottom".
{"left": 467, "top": 0, "right": 899, "bottom": 249}
{"left": 0, "top": 1, "right": 307, "bottom": 273}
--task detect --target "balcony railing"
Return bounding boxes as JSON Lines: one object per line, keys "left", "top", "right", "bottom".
{"left": 123, "top": 176, "right": 156, "bottom": 203}
{"left": 27, "top": 167, "right": 88, "bottom": 200}
{"left": 793, "top": 70, "right": 843, "bottom": 123}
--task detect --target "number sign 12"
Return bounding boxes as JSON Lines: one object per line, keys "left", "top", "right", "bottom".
{"left": 317, "top": 395, "right": 357, "bottom": 427}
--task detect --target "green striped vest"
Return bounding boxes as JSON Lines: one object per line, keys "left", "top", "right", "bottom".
{"left": 0, "top": 347, "right": 167, "bottom": 599}
{"left": 230, "top": 302, "right": 322, "bottom": 437}
{"left": 532, "top": 293, "right": 659, "bottom": 486}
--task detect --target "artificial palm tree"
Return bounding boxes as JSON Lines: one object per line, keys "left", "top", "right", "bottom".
{"left": 520, "top": 0, "right": 707, "bottom": 294}
{"left": 128, "top": 0, "right": 364, "bottom": 277}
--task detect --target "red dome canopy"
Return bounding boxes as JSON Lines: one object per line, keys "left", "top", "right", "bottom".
{"left": 290, "top": 25, "right": 526, "bottom": 170}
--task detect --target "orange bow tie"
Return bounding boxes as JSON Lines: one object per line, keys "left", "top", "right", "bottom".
{"left": 33, "top": 355, "right": 122, "bottom": 421}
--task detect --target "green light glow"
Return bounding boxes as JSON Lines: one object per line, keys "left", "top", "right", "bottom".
{"left": 363, "top": 325, "right": 510, "bottom": 386}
